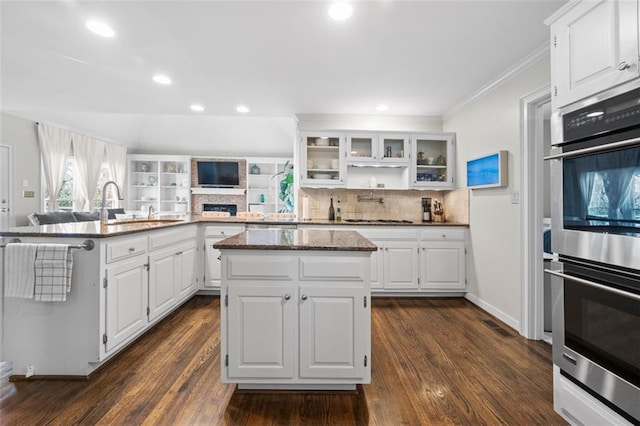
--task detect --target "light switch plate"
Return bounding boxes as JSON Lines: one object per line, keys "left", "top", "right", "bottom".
{"left": 510, "top": 191, "right": 520, "bottom": 204}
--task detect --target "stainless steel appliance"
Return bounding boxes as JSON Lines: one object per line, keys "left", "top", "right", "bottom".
{"left": 422, "top": 197, "right": 432, "bottom": 223}
{"left": 548, "top": 80, "right": 640, "bottom": 270}
{"left": 546, "top": 80, "right": 640, "bottom": 423}
{"left": 547, "top": 259, "right": 639, "bottom": 423}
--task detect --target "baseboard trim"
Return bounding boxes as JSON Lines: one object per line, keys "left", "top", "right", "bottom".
{"left": 464, "top": 293, "right": 520, "bottom": 332}
{"left": 9, "top": 374, "right": 88, "bottom": 382}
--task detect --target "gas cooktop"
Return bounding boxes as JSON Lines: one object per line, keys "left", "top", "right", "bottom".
{"left": 344, "top": 219, "right": 414, "bottom": 224}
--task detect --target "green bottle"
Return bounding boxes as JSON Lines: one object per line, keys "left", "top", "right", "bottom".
{"left": 328, "top": 196, "right": 335, "bottom": 221}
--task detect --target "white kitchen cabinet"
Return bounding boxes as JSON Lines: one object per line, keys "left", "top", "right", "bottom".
{"left": 382, "top": 241, "right": 420, "bottom": 290}
{"left": 176, "top": 241, "right": 197, "bottom": 300}
{"left": 148, "top": 246, "right": 177, "bottom": 322}
{"left": 246, "top": 157, "right": 292, "bottom": 214}
{"left": 548, "top": 0, "right": 639, "bottom": 108}
{"left": 128, "top": 154, "right": 191, "bottom": 215}
{"left": 347, "top": 132, "right": 409, "bottom": 165}
{"left": 419, "top": 228, "right": 466, "bottom": 291}
{"left": 300, "top": 132, "right": 346, "bottom": 188}
{"left": 105, "top": 256, "right": 149, "bottom": 352}
{"left": 226, "top": 284, "right": 296, "bottom": 379}
{"left": 411, "top": 133, "right": 456, "bottom": 189}
{"left": 204, "top": 225, "right": 245, "bottom": 288}
{"left": 369, "top": 241, "right": 383, "bottom": 289}
{"left": 221, "top": 250, "right": 371, "bottom": 387}
{"left": 299, "top": 285, "right": 368, "bottom": 379}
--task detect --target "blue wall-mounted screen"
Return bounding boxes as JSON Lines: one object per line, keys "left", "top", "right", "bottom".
{"left": 467, "top": 153, "right": 500, "bottom": 187}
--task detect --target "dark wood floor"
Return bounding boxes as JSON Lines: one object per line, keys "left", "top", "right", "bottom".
{"left": 1, "top": 296, "right": 566, "bottom": 425}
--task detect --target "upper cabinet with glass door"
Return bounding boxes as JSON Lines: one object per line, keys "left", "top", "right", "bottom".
{"left": 410, "top": 133, "right": 456, "bottom": 189}
{"left": 300, "top": 132, "right": 345, "bottom": 187}
{"left": 347, "top": 132, "right": 409, "bottom": 165}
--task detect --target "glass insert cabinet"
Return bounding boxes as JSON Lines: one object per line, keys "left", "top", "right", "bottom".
{"left": 411, "top": 133, "right": 456, "bottom": 189}
{"left": 300, "top": 132, "right": 345, "bottom": 187}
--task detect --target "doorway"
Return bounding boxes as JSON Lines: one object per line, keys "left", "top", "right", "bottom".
{"left": 0, "top": 145, "right": 12, "bottom": 231}
{"left": 520, "top": 87, "right": 552, "bottom": 341}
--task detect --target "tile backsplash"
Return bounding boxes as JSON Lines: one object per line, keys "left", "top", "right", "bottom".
{"left": 298, "top": 187, "right": 469, "bottom": 223}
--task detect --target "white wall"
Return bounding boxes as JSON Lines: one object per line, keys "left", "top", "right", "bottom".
{"left": 443, "top": 55, "right": 550, "bottom": 330}
{"left": 0, "top": 113, "right": 41, "bottom": 225}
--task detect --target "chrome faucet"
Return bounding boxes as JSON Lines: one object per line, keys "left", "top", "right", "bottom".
{"left": 147, "top": 204, "right": 156, "bottom": 220}
{"left": 100, "top": 181, "right": 125, "bottom": 224}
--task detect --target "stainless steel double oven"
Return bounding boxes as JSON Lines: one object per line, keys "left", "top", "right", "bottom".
{"left": 546, "top": 80, "right": 640, "bottom": 423}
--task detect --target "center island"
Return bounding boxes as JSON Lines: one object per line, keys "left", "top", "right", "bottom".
{"left": 213, "top": 228, "right": 377, "bottom": 390}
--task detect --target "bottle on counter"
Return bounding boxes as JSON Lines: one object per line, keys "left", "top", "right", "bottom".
{"left": 328, "top": 195, "right": 335, "bottom": 221}
{"left": 336, "top": 198, "right": 342, "bottom": 222}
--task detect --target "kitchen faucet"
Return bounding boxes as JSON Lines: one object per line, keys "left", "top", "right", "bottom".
{"left": 100, "top": 180, "right": 125, "bottom": 224}
{"left": 148, "top": 205, "right": 156, "bottom": 220}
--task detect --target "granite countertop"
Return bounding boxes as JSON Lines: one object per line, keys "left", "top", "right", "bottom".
{"left": 213, "top": 229, "right": 378, "bottom": 252}
{"left": 0, "top": 214, "right": 468, "bottom": 238}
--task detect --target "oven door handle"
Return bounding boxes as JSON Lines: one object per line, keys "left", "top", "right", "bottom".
{"left": 543, "top": 136, "right": 640, "bottom": 160}
{"left": 544, "top": 269, "right": 640, "bottom": 301}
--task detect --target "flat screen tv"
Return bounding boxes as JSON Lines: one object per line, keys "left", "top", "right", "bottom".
{"left": 196, "top": 161, "right": 240, "bottom": 187}
{"left": 466, "top": 151, "right": 508, "bottom": 189}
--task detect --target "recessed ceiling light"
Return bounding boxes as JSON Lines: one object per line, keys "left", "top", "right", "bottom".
{"left": 85, "top": 20, "right": 115, "bottom": 38}
{"left": 190, "top": 104, "right": 205, "bottom": 112}
{"left": 236, "top": 105, "right": 250, "bottom": 113}
{"left": 152, "top": 74, "right": 172, "bottom": 85}
{"left": 376, "top": 104, "right": 389, "bottom": 112}
{"left": 329, "top": 2, "right": 353, "bottom": 21}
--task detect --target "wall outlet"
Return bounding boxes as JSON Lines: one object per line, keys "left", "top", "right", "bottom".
{"left": 26, "top": 365, "right": 34, "bottom": 378}
{"left": 510, "top": 191, "right": 520, "bottom": 204}
{"left": 22, "top": 190, "right": 35, "bottom": 198}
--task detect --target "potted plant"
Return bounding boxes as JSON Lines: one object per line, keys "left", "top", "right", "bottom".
{"left": 272, "top": 161, "right": 294, "bottom": 213}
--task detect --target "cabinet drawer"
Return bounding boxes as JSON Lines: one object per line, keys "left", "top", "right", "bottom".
{"left": 226, "top": 255, "right": 296, "bottom": 280}
{"left": 106, "top": 236, "right": 148, "bottom": 264}
{"left": 149, "top": 225, "right": 197, "bottom": 251}
{"left": 420, "top": 228, "right": 466, "bottom": 241}
{"left": 300, "top": 257, "right": 366, "bottom": 281}
{"left": 356, "top": 228, "right": 419, "bottom": 241}
{"left": 205, "top": 226, "right": 244, "bottom": 238}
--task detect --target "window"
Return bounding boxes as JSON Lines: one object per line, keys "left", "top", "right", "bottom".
{"left": 44, "top": 158, "right": 116, "bottom": 212}
{"left": 587, "top": 172, "right": 640, "bottom": 220}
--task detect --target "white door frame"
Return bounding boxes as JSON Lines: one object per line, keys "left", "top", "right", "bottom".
{"left": 519, "top": 86, "right": 551, "bottom": 340}
{"left": 0, "top": 144, "right": 14, "bottom": 229}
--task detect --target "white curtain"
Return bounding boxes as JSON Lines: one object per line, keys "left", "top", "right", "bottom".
{"left": 104, "top": 143, "right": 128, "bottom": 207}
{"left": 72, "top": 134, "right": 106, "bottom": 211}
{"left": 37, "top": 123, "right": 73, "bottom": 211}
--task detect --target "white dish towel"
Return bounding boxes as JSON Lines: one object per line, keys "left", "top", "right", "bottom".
{"left": 34, "top": 244, "right": 73, "bottom": 302}
{"left": 3, "top": 243, "right": 38, "bottom": 298}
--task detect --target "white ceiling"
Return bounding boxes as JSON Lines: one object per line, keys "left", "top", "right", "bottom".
{"left": 1, "top": 0, "right": 565, "bottom": 153}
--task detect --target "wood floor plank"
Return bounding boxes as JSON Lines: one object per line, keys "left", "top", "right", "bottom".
{"left": 0, "top": 296, "right": 565, "bottom": 425}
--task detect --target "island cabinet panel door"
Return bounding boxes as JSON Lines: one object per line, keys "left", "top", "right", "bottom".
{"left": 148, "top": 247, "right": 177, "bottom": 322}
{"left": 299, "top": 286, "right": 368, "bottom": 379}
{"left": 227, "top": 285, "right": 296, "bottom": 379}
{"left": 420, "top": 241, "right": 466, "bottom": 291}
{"left": 205, "top": 238, "right": 222, "bottom": 288}
{"left": 176, "top": 242, "right": 197, "bottom": 299}
{"left": 105, "top": 257, "right": 149, "bottom": 352}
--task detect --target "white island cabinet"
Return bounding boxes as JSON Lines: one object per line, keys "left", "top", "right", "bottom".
{"left": 215, "top": 229, "right": 376, "bottom": 390}
{"left": 1, "top": 221, "right": 200, "bottom": 378}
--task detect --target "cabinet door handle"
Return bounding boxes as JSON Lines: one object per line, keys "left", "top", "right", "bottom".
{"left": 301, "top": 294, "right": 308, "bottom": 301}
{"left": 284, "top": 294, "right": 291, "bottom": 301}
{"left": 618, "top": 61, "right": 631, "bottom": 71}
{"left": 441, "top": 234, "right": 447, "bottom": 238}
{"left": 128, "top": 247, "right": 135, "bottom": 252}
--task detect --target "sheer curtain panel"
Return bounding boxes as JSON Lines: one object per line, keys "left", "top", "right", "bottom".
{"left": 37, "top": 123, "right": 73, "bottom": 211}
{"left": 72, "top": 134, "right": 105, "bottom": 211}
{"left": 104, "top": 143, "right": 127, "bottom": 207}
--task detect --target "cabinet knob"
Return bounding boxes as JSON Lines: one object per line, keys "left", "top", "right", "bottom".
{"left": 442, "top": 234, "right": 446, "bottom": 238}
{"left": 618, "top": 61, "right": 632, "bottom": 71}
{"left": 284, "top": 294, "right": 291, "bottom": 301}
{"left": 128, "top": 247, "right": 135, "bottom": 252}
{"left": 301, "top": 294, "right": 308, "bottom": 301}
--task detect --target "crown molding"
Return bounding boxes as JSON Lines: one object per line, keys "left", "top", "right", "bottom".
{"left": 443, "top": 43, "right": 550, "bottom": 121}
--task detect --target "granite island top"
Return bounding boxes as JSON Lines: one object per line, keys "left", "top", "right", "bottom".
{"left": 0, "top": 214, "right": 468, "bottom": 238}
{"left": 213, "top": 229, "right": 378, "bottom": 252}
